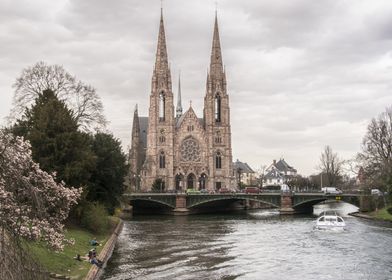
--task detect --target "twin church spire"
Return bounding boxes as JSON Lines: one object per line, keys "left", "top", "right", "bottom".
{"left": 154, "top": 9, "right": 169, "bottom": 75}
{"left": 153, "top": 10, "right": 224, "bottom": 117}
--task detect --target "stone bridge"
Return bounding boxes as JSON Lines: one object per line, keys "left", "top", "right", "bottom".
{"left": 123, "top": 192, "right": 371, "bottom": 215}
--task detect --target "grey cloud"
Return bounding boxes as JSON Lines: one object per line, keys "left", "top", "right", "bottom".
{"left": 1, "top": 0, "right": 392, "bottom": 175}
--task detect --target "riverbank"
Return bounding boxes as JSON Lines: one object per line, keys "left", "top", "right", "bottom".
{"left": 28, "top": 216, "right": 120, "bottom": 280}
{"left": 369, "top": 205, "right": 392, "bottom": 221}
{"left": 350, "top": 205, "right": 392, "bottom": 222}
{"left": 85, "top": 219, "right": 123, "bottom": 280}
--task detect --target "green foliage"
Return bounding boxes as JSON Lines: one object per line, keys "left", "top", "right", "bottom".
{"left": 27, "top": 222, "right": 114, "bottom": 279}
{"left": 80, "top": 202, "right": 110, "bottom": 234}
{"left": 87, "top": 133, "right": 128, "bottom": 214}
{"left": 12, "top": 89, "right": 96, "bottom": 187}
{"left": 152, "top": 178, "right": 165, "bottom": 192}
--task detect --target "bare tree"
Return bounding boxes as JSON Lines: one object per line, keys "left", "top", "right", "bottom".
{"left": 357, "top": 107, "right": 392, "bottom": 193}
{"left": 318, "top": 145, "right": 344, "bottom": 187}
{"left": 10, "top": 61, "right": 107, "bottom": 132}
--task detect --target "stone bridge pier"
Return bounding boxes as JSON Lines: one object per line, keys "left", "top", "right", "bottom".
{"left": 173, "top": 194, "right": 189, "bottom": 215}
{"left": 280, "top": 193, "right": 295, "bottom": 214}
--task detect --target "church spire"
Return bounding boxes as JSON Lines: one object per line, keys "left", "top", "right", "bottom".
{"left": 154, "top": 8, "right": 169, "bottom": 74}
{"left": 176, "top": 72, "right": 183, "bottom": 118}
{"left": 210, "top": 12, "right": 223, "bottom": 76}
{"left": 131, "top": 104, "right": 140, "bottom": 138}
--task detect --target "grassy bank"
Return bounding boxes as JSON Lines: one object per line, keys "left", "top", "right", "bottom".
{"left": 369, "top": 205, "right": 392, "bottom": 222}
{"left": 27, "top": 217, "right": 119, "bottom": 280}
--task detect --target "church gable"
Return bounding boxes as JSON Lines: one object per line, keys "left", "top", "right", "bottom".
{"left": 175, "top": 107, "right": 208, "bottom": 162}
{"left": 176, "top": 107, "right": 205, "bottom": 136}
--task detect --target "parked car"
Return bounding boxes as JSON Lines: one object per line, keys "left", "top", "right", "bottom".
{"left": 186, "top": 188, "right": 201, "bottom": 195}
{"left": 219, "top": 187, "right": 231, "bottom": 194}
{"left": 245, "top": 187, "right": 261, "bottom": 194}
{"left": 321, "top": 187, "right": 342, "bottom": 194}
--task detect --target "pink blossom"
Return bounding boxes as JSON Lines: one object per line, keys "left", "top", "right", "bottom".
{"left": 0, "top": 131, "right": 82, "bottom": 250}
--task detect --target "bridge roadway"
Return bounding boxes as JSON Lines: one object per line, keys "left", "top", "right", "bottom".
{"left": 123, "top": 192, "right": 367, "bottom": 215}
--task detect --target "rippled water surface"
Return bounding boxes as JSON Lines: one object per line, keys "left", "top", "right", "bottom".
{"left": 103, "top": 203, "right": 392, "bottom": 280}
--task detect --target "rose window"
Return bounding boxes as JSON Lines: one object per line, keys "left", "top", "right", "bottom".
{"left": 180, "top": 138, "right": 201, "bottom": 162}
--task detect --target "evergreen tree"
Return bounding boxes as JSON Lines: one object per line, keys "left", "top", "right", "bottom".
{"left": 88, "top": 133, "right": 128, "bottom": 213}
{"left": 12, "top": 89, "right": 96, "bottom": 187}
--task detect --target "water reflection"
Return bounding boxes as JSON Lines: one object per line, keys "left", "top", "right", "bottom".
{"left": 313, "top": 201, "right": 359, "bottom": 217}
{"left": 103, "top": 203, "right": 391, "bottom": 280}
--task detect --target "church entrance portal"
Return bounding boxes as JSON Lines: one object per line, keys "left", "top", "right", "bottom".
{"left": 187, "top": 174, "right": 196, "bottom": 189}
{"left": 199, "top": 173, "right": 207, "bottom": 190}
{"left": 175, "top": 174, "right": 183, "bottom": 191}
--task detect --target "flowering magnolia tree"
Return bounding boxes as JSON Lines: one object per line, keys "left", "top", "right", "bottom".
{"left": 0, "top": 130, "right": 82, "bottom": 250}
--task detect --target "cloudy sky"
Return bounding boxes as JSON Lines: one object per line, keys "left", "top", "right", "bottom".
{"left": 1, "top": 0, "right": 392, "bottom": 176}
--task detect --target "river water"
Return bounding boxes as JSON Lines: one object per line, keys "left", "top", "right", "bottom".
{"left": 102, "top": 203, "right": 392, "bottom": 280}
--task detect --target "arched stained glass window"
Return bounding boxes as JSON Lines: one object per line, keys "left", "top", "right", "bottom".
{"left": 159, "top": 151, "right": 165, "bottom": 168}
{"left": 215, "top": 151, "right": 222, "bottom": 169}
{"left": 215, "top": 93, "right": 221, "bottom": 123}
{"left": 159, "top": 92, "right": 165, "bottom": 121}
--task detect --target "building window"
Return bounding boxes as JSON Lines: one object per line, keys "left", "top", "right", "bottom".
{"left": 159, "top": 136, "right": 165, "bottom": 143}
{"left": 215, "top": 181, "right": 222, "bottom": 190}
{"left": 215, "top": 137, "right": 222, "bottom": 144}
{"left": 159, "top": 151, "right": 165, "bottom": 168}
{"left": 215, "top": 93, "right": 221, "bottom": 123}
{"left": 187, "top": 125, "right": 194, "bottom": 132}
{"left": 215, "top": 152, "right": 222, "bottom": 169}
{"left": 159, "top": 92, "right": 165, "bottom": 121}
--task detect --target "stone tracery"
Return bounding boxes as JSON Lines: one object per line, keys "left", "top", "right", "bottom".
{"left": 180, "top": 137, "right": 201, "bottom": 162}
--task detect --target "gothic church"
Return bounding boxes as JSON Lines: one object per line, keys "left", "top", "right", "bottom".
{"left": 129, "top": 10, "right": 233, "bottom": 191}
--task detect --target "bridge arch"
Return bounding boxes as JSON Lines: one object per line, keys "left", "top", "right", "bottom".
{"left": 187, "top": 195, "right": 280, "bottom": 209}
{"left": 292, "top": 196, "right": 360, "bottom": 213}
{"left": 128, "top": 197, "right": 176, "bottom": 209}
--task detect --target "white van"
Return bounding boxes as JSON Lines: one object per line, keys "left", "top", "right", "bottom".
{"left": 371, "top": 189, "right": 382, "bottom": 195}
{"left": 280, "top": 184, "right": 290, "bottom": 192}
{"left": 321, "top": 187, "right": 342, "bottom": 194}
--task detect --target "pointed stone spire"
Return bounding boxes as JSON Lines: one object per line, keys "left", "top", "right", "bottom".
{"left": 154, "top": 8, "right": 169, "bottom": 74}
{"left": 176, "top": 72, "right": 183, "bottom": 118}
{"left": 131, "top": 104, "right": 140, "bottom": 138}
{"left": 210, "top": 12, "right": 223, "bottom": 76}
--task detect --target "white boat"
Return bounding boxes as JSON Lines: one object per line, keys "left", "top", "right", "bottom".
{"left": 315, "top": 210, "right": 346, "bottom": 230}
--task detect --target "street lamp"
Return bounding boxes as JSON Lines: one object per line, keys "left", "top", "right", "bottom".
{"left": 136, "top": 174, "right": 140, "bottom": 192}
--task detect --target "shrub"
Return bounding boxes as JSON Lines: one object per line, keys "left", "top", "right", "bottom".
{"left": 152, "top": 178, "right": 165, "bottom": 192}
{"left": 81, "top": 202, "right": 110, "bottom": 234}
{"left": 387, "top": 207, "right": 392, "bottom": 215}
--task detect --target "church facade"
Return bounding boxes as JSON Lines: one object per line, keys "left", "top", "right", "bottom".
{"left": 129, "top": 11, "right": 233, "bottom": 192}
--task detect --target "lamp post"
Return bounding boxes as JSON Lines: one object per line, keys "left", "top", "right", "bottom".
{"left": 237, "top": 168, "right": 242, "bottom": 189}
{"left": 136, "top": 174, "right": 140, "bottom": 192}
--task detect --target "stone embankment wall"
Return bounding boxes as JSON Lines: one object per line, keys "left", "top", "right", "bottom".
{"left": 85, "top": 220, "right": 124, "bottom": 280}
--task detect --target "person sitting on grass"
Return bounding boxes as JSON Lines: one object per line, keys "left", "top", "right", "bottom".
{"left": 90, "top": 256, "right": 103, "bottom": 268}
{"left": 73, "top": 254, "right": 82, "bottom": 261}
{"left": 90, "top": 237, "right": 100, "bottom": 246}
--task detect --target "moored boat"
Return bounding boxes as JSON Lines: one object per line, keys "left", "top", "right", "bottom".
{"left": 315, "top": 210, "right": 346, "bottom": 230}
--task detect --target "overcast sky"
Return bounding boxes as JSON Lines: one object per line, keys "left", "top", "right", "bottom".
{"left": 1, "top": 0, "right": 392, "bottom": 176}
